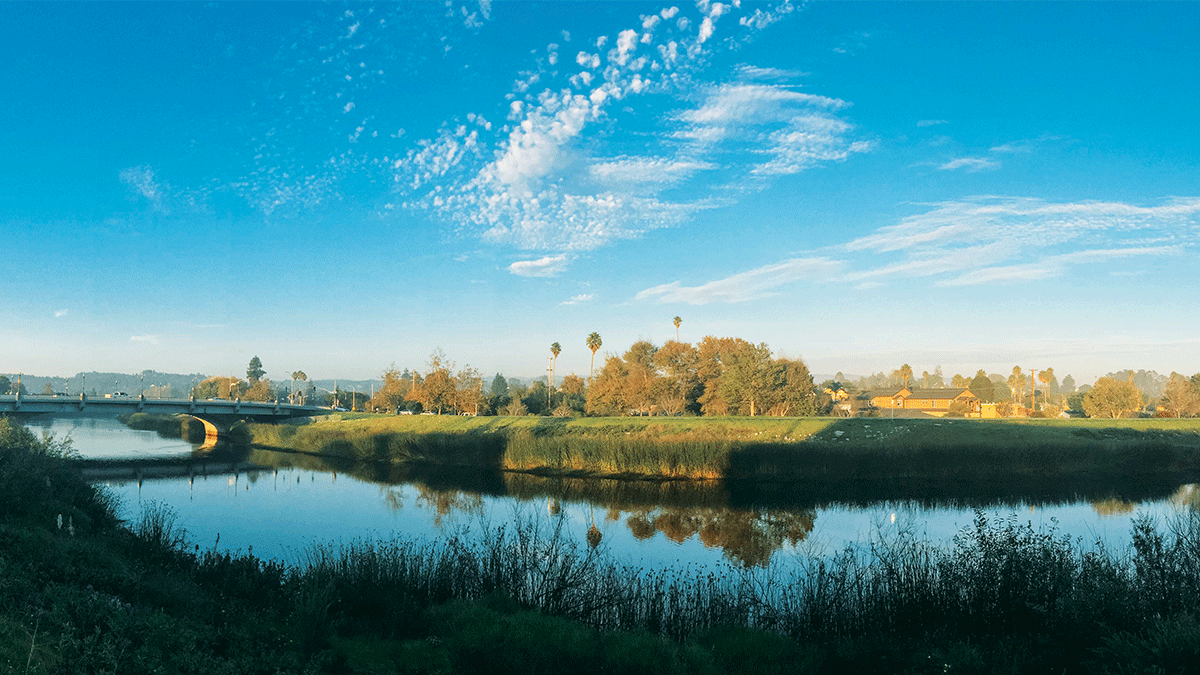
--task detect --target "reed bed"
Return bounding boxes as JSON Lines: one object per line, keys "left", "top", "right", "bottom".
{"left": 246, "top": 415, "right": 1200, "bottom": 484}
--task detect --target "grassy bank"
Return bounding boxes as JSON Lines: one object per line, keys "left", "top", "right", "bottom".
{"left": 8, "top": 415, "right": 1200, "bottom": 673}
{"left": 246, "top": 414, "right": 1200, "bottom": 482}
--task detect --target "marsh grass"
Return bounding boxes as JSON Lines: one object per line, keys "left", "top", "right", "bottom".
{"left": 247, "top": 415, "right": 1200, "bottom": 485}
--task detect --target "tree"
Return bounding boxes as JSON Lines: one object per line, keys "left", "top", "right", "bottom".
{"left": 950, "top": 373, "right": 970, "bottom": 388}
{"left": 1163, "top": 372, "right": 1200, "bottom": 417}
{"left": 549, "top": 342, "right": 561, "bottom": 389}
{"left": 0, "top": 376, "right": 10, "bottom": 395}
{"left": 718, "top": 342, "right": 778, "bottom": 416}
{"left": 969, "top": 370, "right": 997, "bottom": 403}
{"left": 673, "top": 316, "right": 681, "bottom": 341}
{"left": 1007, "top": 367, "right": 1026, "bottom": 406}
{"left": 411, "top": 349, "right": 456, "bottom": 414}
{"left": 1082, "top": 377, "right": 1143, "bottom": 419}
{"left": 770, "top": 357, "right": 817, "bottom": 417}
{"left": 454, "top": 366, "right": 486, "bottom": 416}
{"left": 586, "top": 332, "right": 602, "bottom": 380}
{"left": 290, "top": 370, "right": 308, "bottom": 403}
{"left": 247, "top": 356, "right": 265, "bottom": 384}
{"left": 369, "top": 366, "right": 412, "bottom": 412}
{"left": 898, "top": 364, "right": 913, "bottom": 389}
{"left": 1061, "top": 374, "right": 1077, "bottom": 396}
{"left": 41, "top": 383, "right": 54, "bottom": 395}
{"left": 1038, "top": 367, "right": 1055, "bottom": 409}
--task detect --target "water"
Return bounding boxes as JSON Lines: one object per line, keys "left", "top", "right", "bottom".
{"left": 43, "top": 415, "right": 1199, "bottom": 570}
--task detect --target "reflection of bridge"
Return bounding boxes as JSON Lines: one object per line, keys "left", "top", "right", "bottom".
{"left": 0, "top": 393, "right": 326, "bottom": 446}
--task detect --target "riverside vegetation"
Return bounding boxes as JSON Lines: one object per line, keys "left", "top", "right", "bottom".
{"left": 239, "top": 414, "right": 1200, "bottom": 483}
{"left": 5, "top": 415, "right": 1200, "bottom": 673}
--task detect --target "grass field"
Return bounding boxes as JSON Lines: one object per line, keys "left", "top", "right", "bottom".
{"left": 244, "top": 414, "right": 1200, "bottom": 483}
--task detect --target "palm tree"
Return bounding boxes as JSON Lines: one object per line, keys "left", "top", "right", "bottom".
{"left": 586, "top": 332, "right": 602, "bottom": 380}
{"left": 1039, "top": 367, "right": 1054, "bottom": 410}
{"left": 673, "top": 316, "right": 681, "bottom": 341}
{"left": 899, "top": 364, "right": 913, "bottom": 389}
{"left": 550, "top": 342, "right": 561, "bottom": 389}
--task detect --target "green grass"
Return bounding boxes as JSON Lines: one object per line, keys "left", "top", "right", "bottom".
{"left": 245, "top": 414, "right": 1200, "bottom": 483}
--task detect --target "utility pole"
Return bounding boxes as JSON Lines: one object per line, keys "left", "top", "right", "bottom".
{"left": 1030, "top": 369, "right": 1037, "bottom": 412}
{"left": 547, "top": 357, "right": 553, "bottom": 410}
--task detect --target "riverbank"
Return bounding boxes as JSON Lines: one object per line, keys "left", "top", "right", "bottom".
{"left": 7, "top": 415, "right": 1200, "bottom": 674}
{"left": 245, "top": 414, "right": 1200, "bottom": 482}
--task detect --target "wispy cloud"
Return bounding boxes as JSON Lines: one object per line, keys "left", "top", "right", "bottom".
{"left": 509, "top": 254, "right": 571, "bottom": 277}
{"left": 917, "top": 119, "right": 948, "bottom": 128}
{"left": 129, "top": 335, "right": 160, "bottom": 345}
{"left": 637, "top": 196, "right": 1200, "bottom": 302}
{"left": 559, "top": 293, "right": 594, "bottom": 305}
{"left": 637, "top": 257, "right": 840, "bottom": 304}
{"left": 53, "top": 309, "right": 68, "bottom": 318}
{"left": 938, "top": 156, "right": 999, "bottom": 172}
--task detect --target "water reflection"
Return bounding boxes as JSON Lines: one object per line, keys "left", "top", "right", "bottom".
{"left": 235, "top": 447, "right": 1200, "bottom": 567}
{"left": 59, "top": 417, "right": 1200, "bottom": 569}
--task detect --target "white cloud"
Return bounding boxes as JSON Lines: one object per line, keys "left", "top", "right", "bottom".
{"left": 588, "top": 156, "right": 715, "bottom": 186}
{"left": 636, "top": 197, "right": 1200, "bottom": 302}
{"left": 917, "top": 119, "right": 948, "bottom": 127}
{"left": 847, "top": 196, "right": 1200, "bottom": 286}
{"left": 938, "top": 157, "right": 999, "bottom": 172}
{"left": 559, "top": 293, "right": 594, "bottom": 305}
{"left": 509, "top": 254, "right": 571, "bottom": 277}
{"left": 636, "top": 257, "right": 840, "bottom": 304}
{"left": 54, "top": 309, "right": 68, "bottom": 318}
{"left": 392, "top": 2, "right": 825, "bottom": 254}
{"left": 129, "top": 335, "right": 160, "bottom": 345}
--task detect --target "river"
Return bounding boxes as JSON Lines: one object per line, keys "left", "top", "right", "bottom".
{"left": 27, "top": 415, "right": 1199, "bottom": 570}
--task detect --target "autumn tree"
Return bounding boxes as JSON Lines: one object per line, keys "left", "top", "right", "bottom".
{"left": 454, "top": 366, "right": 486, "bottom": 415}
{"left": 410, "top": 349, "right": 456, "bottom": 414}
{"left": 673, "top": 315, "right": 681, "bottom": 341}
{"left": 1082, "top": 377, "right": 1143, "bottom": 419}
{"left": 653, "top": 340, "right": 701, "bottom": 412}
{"left": 558, "top": 373, "right": 587, "bottom": 414}
{"left": 586, "top": 355, "right": 628, "bottom": 416}
{"left": 1162, "top": 372, "right": 1200, "bottom": 417}
{"left": 370, "top": 366, "right": 412, "bottom": 412}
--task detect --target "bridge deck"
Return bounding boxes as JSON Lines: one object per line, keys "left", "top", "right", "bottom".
{"left": 0, "top": 394, "right": 325, "bottom": 419}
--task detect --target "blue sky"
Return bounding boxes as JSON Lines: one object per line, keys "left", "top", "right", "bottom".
{"left": 3, "top": 1, "right": 1199, "bottom": 386}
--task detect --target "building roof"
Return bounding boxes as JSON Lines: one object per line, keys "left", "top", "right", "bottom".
{"left": 860, "top": 387, "right": 976, "bottom": 400}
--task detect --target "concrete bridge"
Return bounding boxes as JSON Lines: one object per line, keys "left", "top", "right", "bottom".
{"left": 0, "top": 393, "right": 327, "bottom": 446}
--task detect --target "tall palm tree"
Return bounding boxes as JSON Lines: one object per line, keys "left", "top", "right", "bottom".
{"left": 673, "top": 316, "right": 681, "bottom": 341}
{"left": 550, "top": 342, "right": 561, "bottom": 389}
{"left": 1038, "top": 367, "right": 1054, "bottom": 410}
{"left": 586, "top": 332, "right": 602, "bottom": 380}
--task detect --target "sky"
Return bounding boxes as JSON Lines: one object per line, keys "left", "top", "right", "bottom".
{"left": 3, "top": 1, "right": 1199, "bottom": 386}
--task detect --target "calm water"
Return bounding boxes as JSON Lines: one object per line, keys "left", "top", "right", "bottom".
{"left": 33, "top": 415, "right": 1199, "bottom": 570}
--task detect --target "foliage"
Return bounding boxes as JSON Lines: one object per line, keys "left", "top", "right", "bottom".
{"left": 246, "top": 355, "right": 265, "bottom": 383}
{"left": 1163, "top": 372, "right": 1200, "bottom": 418}
{"left": 1083, "top": 377, "right": 1144, "bottom": 419}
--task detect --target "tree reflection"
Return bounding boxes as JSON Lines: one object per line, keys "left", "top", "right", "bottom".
{"left": 626, "top": 507, "right": 815, "bottom": 567}
{"left": 414, "top": 485, "right": 483, "bottom": 527}
{"left": 1090, "top": 497, "right": 1137, "bottom": 517}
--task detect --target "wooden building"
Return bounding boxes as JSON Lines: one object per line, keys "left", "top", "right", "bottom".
{"left": 859, "top": 387, "right": 981, "bottom": 417}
